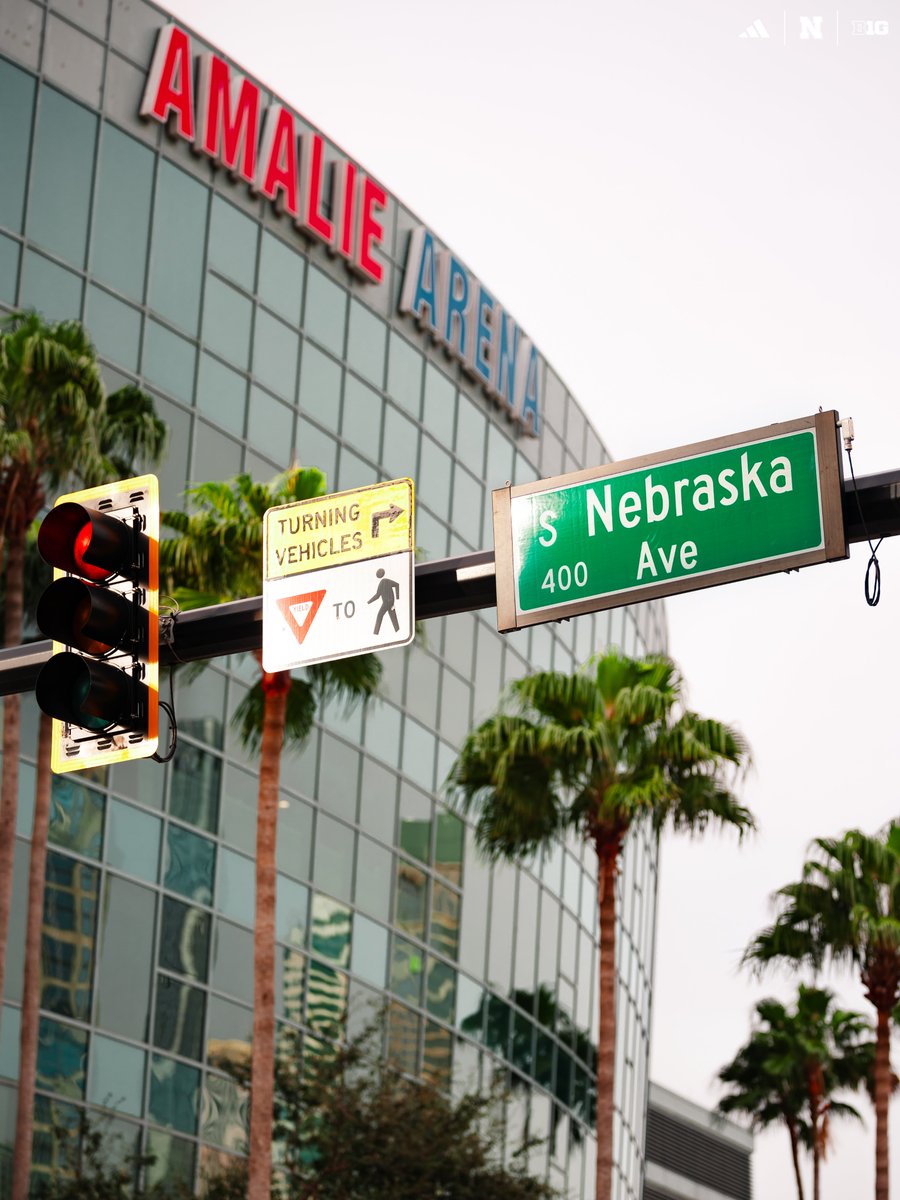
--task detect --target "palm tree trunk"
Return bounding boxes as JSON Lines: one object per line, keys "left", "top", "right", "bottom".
{"left": 812, "top": 1123, "right": 820, "bottom": 1200}
{"left": 874, "top": 1006, "right": 891, "bottom": 1200}
{"left": 0, "top": 522, "right": 26, "bottom": 1016}
{"left": 247, "top": 669, "right": 289, "bottom": 1200}
{"left": 11, "top": 712, "right": 52, "bottom": 1200}
{"left": 788, "top": 1119, "right": 806, "bottom": 1200}
{"left": 595, "top": 841, "right": 620, "bottom": 1200}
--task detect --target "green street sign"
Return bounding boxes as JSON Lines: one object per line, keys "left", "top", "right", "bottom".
{"left": 493, "top": 412, "right": 847, "bottom": 632}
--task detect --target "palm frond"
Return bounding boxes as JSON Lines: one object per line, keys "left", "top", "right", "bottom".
{"left": 448, "top": 649, "right": 752, "bottom": 868}
{"left": 232, "top": 678, "right": 318, "bottom": 755}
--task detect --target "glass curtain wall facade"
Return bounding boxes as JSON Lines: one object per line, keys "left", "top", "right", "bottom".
{"left": 0, "top": 3, "right": 668, "bottom": 1197}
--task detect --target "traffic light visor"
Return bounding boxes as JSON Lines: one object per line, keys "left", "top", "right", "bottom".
{"left": 35, "top": 651, "right": 147, "bottom": 733}
{"left": 36, "top": 577, "right": 144, "bottom": 657}
{"left": 38, "top": 502, "right": 135, "bottom": 582}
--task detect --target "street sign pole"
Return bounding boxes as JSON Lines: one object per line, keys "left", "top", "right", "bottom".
{"left": 494, "top": 411, "right": 847, "bottom": 632}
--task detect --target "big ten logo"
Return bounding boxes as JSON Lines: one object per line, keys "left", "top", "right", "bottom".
{"left": 851, "top": 19, "right": 890, "bottom": 35}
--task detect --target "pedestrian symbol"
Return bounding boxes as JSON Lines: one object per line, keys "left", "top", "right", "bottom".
{"left": 369, "top": 568, "right": 400, "bottom": 634}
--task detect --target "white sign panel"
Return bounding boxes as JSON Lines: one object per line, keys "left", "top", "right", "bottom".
{"left": 262, "top": 479, "right": 414, "bottom": 671}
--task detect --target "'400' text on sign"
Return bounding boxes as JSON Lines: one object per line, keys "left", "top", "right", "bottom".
{"left": 492, "top": 413, "right": 847, "bottom": 632}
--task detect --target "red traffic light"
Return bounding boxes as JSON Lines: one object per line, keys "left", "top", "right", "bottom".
{"left": 38, "top": 502, "right": 143, "bottom": 582}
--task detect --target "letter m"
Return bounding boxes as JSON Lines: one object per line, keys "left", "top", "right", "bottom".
{"left": 196, "top": 54, "right": 260, "bottom": 184}
{"left": 799, "top": 15, "right": 824, "bottom": 38}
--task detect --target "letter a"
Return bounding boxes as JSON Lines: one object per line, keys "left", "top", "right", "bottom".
{"left": 636, "top": 541, "right": 657, "bottom": 580}
{"left": 141, "top": 24, "right": 195, "bottom": 140}
{"left": 769, "top": 455, "right": 793, "bottom": 494}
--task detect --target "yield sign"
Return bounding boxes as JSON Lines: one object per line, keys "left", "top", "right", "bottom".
{"left": 276, "top": 590, "right": 326, "bottom": 645}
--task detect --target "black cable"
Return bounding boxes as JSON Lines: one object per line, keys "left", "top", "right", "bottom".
{"left": 152, "top": 669, "right": 177, "bottom": 763}
{"left": 846, "top": 446, "right": 883, "bottom": 606}
{"left": 152, "top": 605, "right": 180, "bottom": 762}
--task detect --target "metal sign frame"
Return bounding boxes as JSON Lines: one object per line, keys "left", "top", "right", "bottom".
{"left": 493, "top": 411, "right": 847, "bottom": 633}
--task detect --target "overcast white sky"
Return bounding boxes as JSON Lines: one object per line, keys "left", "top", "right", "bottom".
{"left": 162, "top": 2, "right": 900, "bottom": 1194}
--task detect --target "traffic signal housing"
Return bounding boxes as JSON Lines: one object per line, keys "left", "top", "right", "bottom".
{"left": 34, "top": 475, "right": 159, "bottom": 773}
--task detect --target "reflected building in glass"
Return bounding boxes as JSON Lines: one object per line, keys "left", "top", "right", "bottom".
{"left": 0, "top": 3, "right": 668, "bottom": 1197}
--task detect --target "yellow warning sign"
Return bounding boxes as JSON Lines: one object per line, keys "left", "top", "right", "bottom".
{"left": 264, "top": 478, "right": 414, "bottom": 582}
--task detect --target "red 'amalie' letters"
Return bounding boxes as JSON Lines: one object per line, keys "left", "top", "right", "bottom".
{"left": 140, "top": 24, "right": 387, "bottom": 284}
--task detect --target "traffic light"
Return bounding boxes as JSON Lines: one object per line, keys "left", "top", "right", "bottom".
{"left": 34, "top": 475, "right": 159, "bottom": 774}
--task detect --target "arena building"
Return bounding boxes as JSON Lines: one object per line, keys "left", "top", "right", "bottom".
{"left": 0, "top": 2, "right": 667, "bottom": 1195}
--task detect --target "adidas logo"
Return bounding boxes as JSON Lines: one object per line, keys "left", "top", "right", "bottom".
{"left": 739, "top": 18, "right": 770, "bottom": 37}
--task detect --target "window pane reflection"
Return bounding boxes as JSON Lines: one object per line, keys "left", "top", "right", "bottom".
{"left": 93, "top": 125, "right": 153, "bottom": 299}
{"left": 278, "top": 945, "right": 307, "bottom": 1025}
{"left": 32, "top": 1094, "right": 80, "bottom": 1180}
{"left": 346, "top": 298, "right": 385, "bottom": 386}
{"left": 154, "top": 974, "right": 206, "bottom": 1061}
{"left": 148, "top": 161, "right": 207, "bottom": 334}
{"left": 37, "top": 1016, "right": 86, "bottom": 1099}
{"left": 387, "top": 1001, "right": 419, "bottom": 1075}
{"left": 312, "top": 814, "right": 354, "bottom": 904}
{"left": 253, "top": 310, "right": 299, "bottom": 398}
{"left": 386, "top": 332, "right": 422, "bottom": 418}
{"left": 165, "top": 824, "right": 215, "bottom": 904}
{"left": 105, "top": 799, "right": 160, "bottom": 884}
{"left": 395, "top": 858, "right": 427, "bottom": 941}
{"left": 276, "top": 876, "right": 308, "bottom": 946}
{"left": 41, "top": 852, "right": 99, "bottom": 1021}
{"left": 353, "top": 837, "right": 392, "bottom": 923}
{"left": 207, "top": 994, "right": 252, "bottom": 1075}
{"left": 159, "top": 898, "right": 210, "bottom": 983}
{"left": 211, "top": 920, "right": 253, "bottom": 1004}
{"left": 96, "top": 876, "right": 154, "bottom": 1042}
{"left": 0, "top": 59, "right": 35, "bottom": 232}
{"left": 259, "top": 229, "right": 303, "bottom": 324}
{"left": 145, "top": 1128, "right": 196, "bottom": 1190}
{"left": 202, "top": 1072, "right": 248, "bottom": 1152}
{"left": 390, "top": 936, "right": 423, "bottom": 1006}
{"left": 350, "top": 914, "right": 387, "bottom": 988}
{"left": 306, "top": 960, "right": 348, "bottom": 1039}
{"left": 429, "top": 881, "right": 460, "bottom": 961}
{"left": 88, "top": 1033, "right": 145, "bottom": 1117}
{"left": 423, "top": 1020, "right": 452, "bottom": 1090}
{"left": 48, "top": 777, "right": 104, "bottom": 859}
{"left": 149, "top": 1054, "right": 200, "bottom": 1135}
{"left": 28, "top": 86, "right": 96, "bottom": 267}
{"left": 304, "top": 266, "right": 346, "bottom": 357}
{"left": 170, "top": 742, "right": 221, "bottom": 833}
{"left": 425, "top": 957, "right": 455, "bottom": 1024}
{"left": 208, "top": 194, "right": 256, "bottom": 290}
{"left": 310, "top": 893, "right": 351, "bottom": 967}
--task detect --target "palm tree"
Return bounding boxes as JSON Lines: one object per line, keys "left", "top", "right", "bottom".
{"left": 718, "top": 986, "right": 874, "bottom": 1200}
{"left": 159, "top": 470, "right": 381, "bottom": 1200}
{"left": 447, "top": 651, "right": 753, "bottom": 1200}
{"left": 744, "top": 825, "right": 900, "bottom": 1200}
{"left": 1, "top": 310, "right": 166, "bottom": 1200}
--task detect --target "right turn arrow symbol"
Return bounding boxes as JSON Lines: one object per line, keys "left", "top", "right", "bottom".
{"left": 371, "top": 504, "right": 403, "bottom": 538}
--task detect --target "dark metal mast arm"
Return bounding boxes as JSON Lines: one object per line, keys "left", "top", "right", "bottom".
{"left": 0, "top": 471, "right": 897, "bottom": 696}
